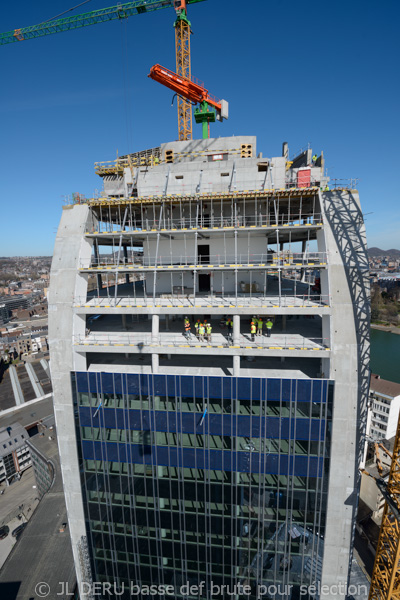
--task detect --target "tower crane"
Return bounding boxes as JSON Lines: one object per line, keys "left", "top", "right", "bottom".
{"left": 150, "top": 0, "right": 228, "bottom": 139}
{"left": 1, "top": 0, "right": 210, "bottom": 140}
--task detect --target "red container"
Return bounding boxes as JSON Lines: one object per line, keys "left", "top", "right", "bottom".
{"left": 297, "top": 168, "right": 311, "bottom": 188}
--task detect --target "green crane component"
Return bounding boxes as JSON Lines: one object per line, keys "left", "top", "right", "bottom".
{"left": 0, "top": 0, "right": 206, "bottom": 46}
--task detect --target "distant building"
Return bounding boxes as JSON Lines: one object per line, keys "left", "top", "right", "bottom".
{"left": 0, "top": 420, "right": 76, "bottom": 600}
{"left": 367, "top": 374, "right": 400, "bottom": 440}
{"left": 0, "top": 422, "right": 31, "bottom": 485}
{"left": 27, "top": 420, "right": 57, "bottom": 498}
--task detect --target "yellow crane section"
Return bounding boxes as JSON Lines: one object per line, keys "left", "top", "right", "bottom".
{"left": 365, "top": 418, "right": 400, "bottom": 599}
{"left": 174, "top": 0, "right": 193, "bottom": 140}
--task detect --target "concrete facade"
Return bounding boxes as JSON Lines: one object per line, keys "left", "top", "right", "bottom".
{"left": 49, "top": 136, "right": 369, "bottom": 600}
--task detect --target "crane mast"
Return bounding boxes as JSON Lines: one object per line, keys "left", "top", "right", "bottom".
{"left": 174, "top": 1, "right": 192, "bottom": 140}
{"left": 367, "top": 417, "right": 400, "bottom": 600}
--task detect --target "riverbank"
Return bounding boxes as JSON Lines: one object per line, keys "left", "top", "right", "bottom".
{"left": 371, "top": 323, "right": 400, "bottom": 335}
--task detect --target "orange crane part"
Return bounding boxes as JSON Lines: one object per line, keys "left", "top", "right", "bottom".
{"left": 148, "top": 64, "right": 222, "bottom": 111}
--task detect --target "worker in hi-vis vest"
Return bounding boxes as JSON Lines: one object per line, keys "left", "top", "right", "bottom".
{"left": 250, "top": 320, "right": 256, "bottom": 342}
{"left": 195, "top": 319, "right": 200, "bottom": 339}
{"left": 257, "top": 317, "right": 263, "bottom": 336}
{"left": 206, "top": 323, "right": 212, "bottom": 343}
{"left": 184, "top": 317, "right": 191, "bottom": 339}
{"left": 198, "top": 323, "right": 205, "bottom": 342}
{"left": 266, "top": 319, "right": 273, "bottom": 337}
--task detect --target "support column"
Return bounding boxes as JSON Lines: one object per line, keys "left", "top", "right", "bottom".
{"left": 123, "top": 246, "right": 129, "bottom": 284}
{"left": 122, "top": 314, "right": 127, "bottom": 331}
{"left": 233, "top": 315, "right": 240, "bottom": 345}
{"left": 165, "top": 315, "right": 170, "bottom": 331}
{"left": 94, "top": 243, "right": 102, "bottom": 291}
{"left": 233, "top": 355, "right": 240, "bottom": 377}
{"left": 282, "top": 315, "right": 287, "bottom": 331}
{"left": 152, "top": 314, "right": 159, "bottom": 343}
{"left": 152, "top": 353, "right": 159, "bottom": 373}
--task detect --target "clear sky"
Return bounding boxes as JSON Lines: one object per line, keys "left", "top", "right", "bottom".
{"left": 0, "top": 0, "right": 399, "bottom": 256}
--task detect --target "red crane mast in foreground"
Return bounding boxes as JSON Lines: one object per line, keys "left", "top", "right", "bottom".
{"left": 148, "top": 63, "right": 228, "bottom": 139}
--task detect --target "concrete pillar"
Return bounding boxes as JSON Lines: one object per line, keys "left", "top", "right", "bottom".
{"left": 322, "top": 315, "right": 330, "bottom": 349}
{"left": 152, "top": 314, "right": 159, "bottom": 343}
{"left": 282, "top": 315, "right": 287, "bottom": 331}
{"left": 233, "top": 315, "right": 240, "bottom": 345}
{"left": 165, "top": 315, "right": 170, "bottom": 331}
{"left": 122, "top": 314, "right": 127, "bottom": 330}
{"left": 151, "top": 353, "right": 159, "bottom": 373}
{"left": 233, "top": 355, "right": 240, "bottom": 377}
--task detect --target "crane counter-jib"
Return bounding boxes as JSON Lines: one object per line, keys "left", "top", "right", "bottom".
{"left": 0, "top": 0, "right": 207, "bottom": 45}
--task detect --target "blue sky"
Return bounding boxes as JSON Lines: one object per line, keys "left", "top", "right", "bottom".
{"left": 0, "top": 0, "right": 399, "bottom": 256}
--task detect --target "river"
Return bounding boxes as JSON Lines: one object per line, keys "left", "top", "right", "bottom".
{"left": 370, "top": 328, "right": 400, "bottom": 383}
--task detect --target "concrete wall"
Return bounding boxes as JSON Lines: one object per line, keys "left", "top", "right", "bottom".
{"left": 319, "top": 189, "right": 369, "bottom": 596}
{"left": 48, "top": 204, "right": 93, "bottom": 599}
{"left": 386, "top": 394, "right": 400, "bottom": 439}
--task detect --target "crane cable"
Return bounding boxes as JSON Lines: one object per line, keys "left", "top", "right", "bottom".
{"left": 41, "top": 0, "right": 95, "bottom": 24}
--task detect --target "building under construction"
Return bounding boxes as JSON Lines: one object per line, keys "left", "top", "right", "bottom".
{"left": 48, "top": 135, "right": 370, "bottom": 599}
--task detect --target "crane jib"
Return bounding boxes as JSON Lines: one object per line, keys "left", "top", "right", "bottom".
{"left": 0, "top": 0, "right": 207, "bottom": 45}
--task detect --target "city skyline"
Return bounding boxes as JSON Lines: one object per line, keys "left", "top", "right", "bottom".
{"left": 0, "top": 0, "right": 399, "bottom": 256}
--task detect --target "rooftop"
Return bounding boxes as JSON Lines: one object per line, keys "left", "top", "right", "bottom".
{"left": 370, "top": 373, "right": 400, "bottom": 398}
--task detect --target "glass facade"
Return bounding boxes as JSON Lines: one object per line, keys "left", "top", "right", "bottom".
{"left": 73, "top": 372, "right": 333, "bottom": 599}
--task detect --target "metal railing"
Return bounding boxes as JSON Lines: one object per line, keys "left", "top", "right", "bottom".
{"left": 86, "top": 213, "right": 324, "bottom": 234}
{"left": 81, "top": 252, "right": 327, "bottom": 270}
{"left": 75, "top": 293, "right": 330, "bottom": 308}
{"left": 74, "top": 333, "right": 330, "bottom": 351}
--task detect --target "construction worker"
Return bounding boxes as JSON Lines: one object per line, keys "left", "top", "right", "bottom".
{"left": 226, "top": 317, "right": 233, "bottom": 341}
{"left": 266, "top": 318, "right": 273, "bottom": 337}
{"left": 206, "top": 322, "right": 212, "bottom": 343}
{"left": 257, "top": 317, "right": 263, "bottom": 337}
{"left": 250, "top": 320, "right": 256, "bottom": 342}
{"left": 184, "top": 317, "right": 191, "bottom": 339}
{"left": 195, "top": 319, "right": 200, "bottom": 340}
{"left": 312, "top": 154, "right": 317, "bottom": 165}
{"left": 198, "top": 322, "right": 205, "bottom": 342}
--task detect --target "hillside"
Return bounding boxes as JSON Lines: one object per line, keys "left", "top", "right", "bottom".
{"left": 368, "top": 247, "right": 400, "bottom": 258}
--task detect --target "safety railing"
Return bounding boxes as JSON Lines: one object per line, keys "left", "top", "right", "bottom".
{"left": 86, "top": 213, "right": 324, "bottom": 234}
{"left": 74, "top": 333, "right": 330, "bottom": 351}
{"left": 74, "top": 293, "right": 330, "bottom": 308}
{"left": 81, "top": 252, "right": 328, "bottom": 270}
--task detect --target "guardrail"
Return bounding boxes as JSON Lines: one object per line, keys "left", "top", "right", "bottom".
{"left": 81, "top": 252, "right": 327, "bottom": 270}
{"left": 74, "top": 333, "right": 330, "bottom": 351}
{"left": 74, "top": 293, "right": 330, "bottom": 308}
{"left": 85, "top": 214, "right": 324, "bottom": 234}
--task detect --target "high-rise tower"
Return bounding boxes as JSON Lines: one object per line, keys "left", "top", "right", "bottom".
{"left": 49, "top": 136, "right": 370, "bottom": 600}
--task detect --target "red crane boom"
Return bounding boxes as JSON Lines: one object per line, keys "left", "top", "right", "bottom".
{"left": 149, "top": 64, "right": 222, "bottom": 111}
{"left": 148, "top": 63, "right": 228, "bottom": 138}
